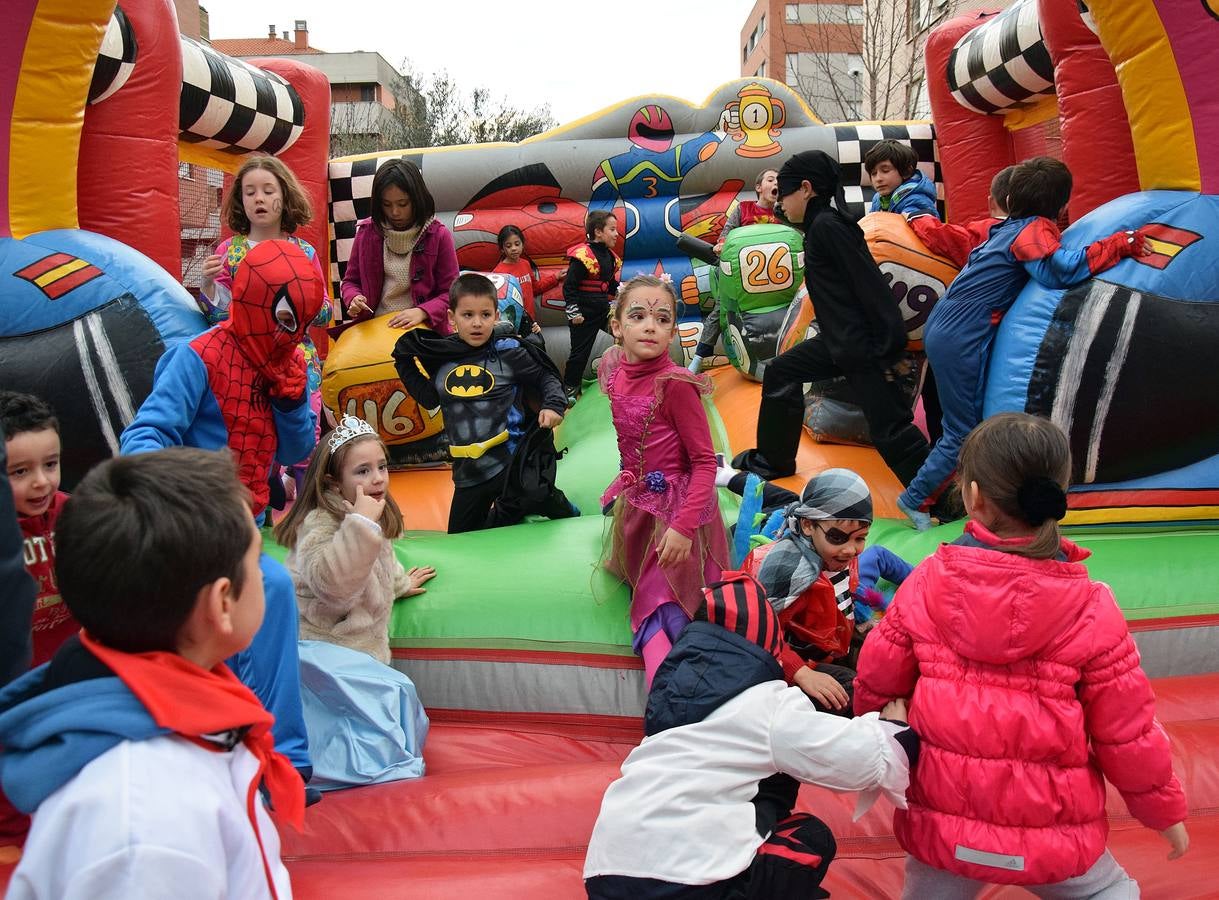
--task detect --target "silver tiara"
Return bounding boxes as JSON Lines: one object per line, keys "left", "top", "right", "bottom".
{"left": 328, "top": 415, "right": 377, "bottom": 453}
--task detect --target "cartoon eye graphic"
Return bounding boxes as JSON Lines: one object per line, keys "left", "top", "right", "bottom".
{"left": 274, "top": 294, "right": 299, "bottom": 332}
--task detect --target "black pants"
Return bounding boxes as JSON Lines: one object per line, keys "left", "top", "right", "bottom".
{"left": 586, "top": 813, "right": 836, "bottom": 900}
{"left": 737, "top": 337, "right": 929, "bottom": 486}
{"left": 726, "top": 471, "right": 798, "bottom": 512}
{"left": 448, "top": 469, "right": 576, "bottom": 534}
{"left": 565, "top": 305, "right": 610, "bottom": 389}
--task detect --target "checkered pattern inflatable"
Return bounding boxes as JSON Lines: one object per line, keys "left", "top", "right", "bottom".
{"left": 179, "top": 35, "right": 305, "bottom": 155}
{"left": 833, "top": 122, "right": 943, "bottom": 218}
{"left": 88, "top": 5, "right": 137, "bottom": 105}
{"left": 947, "top": 0, "right": 1054, "bottom": 115}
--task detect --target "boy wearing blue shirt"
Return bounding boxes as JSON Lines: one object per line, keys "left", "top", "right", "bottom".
{"left": 865, "top": 140, "right": 940, "bottom": 219}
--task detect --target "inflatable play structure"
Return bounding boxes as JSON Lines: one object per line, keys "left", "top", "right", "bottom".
{"left": 2, "top": 0, "right": 1218, "bottom": 896}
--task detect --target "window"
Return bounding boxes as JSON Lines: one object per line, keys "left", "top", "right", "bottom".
{"left": 178, "top": 161, "right": 192, "bottom": 180}
{"left": 786, "top": 4, "right": 798, "bottom": 23}
{"left": 758, "top": 13, "right": 765, "bottom": 34}
{"left": 360, "top": 84, "right": 377, "bottom": 103}
{"left": 756, "top": 61, "right": 767, "bottom": 78}
{"left": 786, "top": 53, "right": 799, "bottom": 86}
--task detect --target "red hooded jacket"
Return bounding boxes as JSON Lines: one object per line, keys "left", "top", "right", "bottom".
{"left": 854, "top": 521, "right": 1186, "bottom": 885}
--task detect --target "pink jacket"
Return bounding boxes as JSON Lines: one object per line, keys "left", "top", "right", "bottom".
{"left": 338, "top": 218, "right": 458, "bottom": 335}
{"left": 854, "top": 521, "right": 1186, "bottom": 885}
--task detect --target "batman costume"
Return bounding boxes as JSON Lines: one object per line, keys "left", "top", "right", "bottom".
{"left": 393, "top": 324, "right": 575, "bottom": 533}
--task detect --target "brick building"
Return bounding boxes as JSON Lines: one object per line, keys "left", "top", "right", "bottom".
{"left": 740, "top": 0, "right": 1012, "bottom": 122}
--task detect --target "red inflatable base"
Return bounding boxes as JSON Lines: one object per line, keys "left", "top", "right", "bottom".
{"left": 3, "top": 678, "right": 1216, "bottom": 898}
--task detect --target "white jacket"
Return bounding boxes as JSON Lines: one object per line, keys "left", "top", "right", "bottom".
{"left": 8, "top": 735, "right": 292, "bottom": 899}
{"left": 583, "top": 680, "right": 911, "bottom": 885}
{"left": 289, "top": 507, "right": 418, "bottom": 665}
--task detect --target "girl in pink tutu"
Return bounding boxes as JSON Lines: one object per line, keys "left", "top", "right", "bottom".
{"left": 600, "top": 274, "right": 729, "bottom": 685}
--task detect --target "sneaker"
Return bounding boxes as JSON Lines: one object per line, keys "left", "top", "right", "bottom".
{"left": 929, "top": 484, "right": 965, "bottom": 524}
{"left": 897, "top": 496, "right": 932, "bottom": 532}
{"left": 565, "top": 387, "right": 579, "bottom": 408}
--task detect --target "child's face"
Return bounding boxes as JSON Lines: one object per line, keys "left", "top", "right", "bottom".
{"left": 331, "top": 437, "right": 389, "bottom": 507}
{"left": 501, "top": 234, "right": 524, "bottom": 263}
{"left": 777, "top": 182, "right": 813, "bottom": 224}
{"left": 6, "top": 428, "right": 61, "bottom": 517}
{"left": 225, "top": 519, "right": 266, "bottom": 657}
{"left": 799, "top": 517, "right": 870, "bottom": 571}
{"left": 610, "top": 287, "right": 676, "bottom": 363}
{"left": 449, "top": 294, "right": 499, "bottom": 348}
{"left": 241, "top": 167, "right": 284, "bottom": 230}
{"left": 757, "top": 170, "right": 779, "bottom": 204}
{"left": 593, "top": 219, "right": 619, "bottom": 248}
{"left": 869, "top": 160, "right": 903, "bottom": 198}
{"left": 381, "top": 185, "right": 414, "bottom": 231}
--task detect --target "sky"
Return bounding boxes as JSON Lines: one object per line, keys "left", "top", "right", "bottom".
{"left": 203, "top": 0, "right": 760, "bottom": 126}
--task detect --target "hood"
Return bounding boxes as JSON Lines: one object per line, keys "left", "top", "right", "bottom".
{"left": 891, "top": 169, "right": 937, "bottom": 205}
{"left": 228, "top": 239, "right": 324, "bottom": 376}
{"left": 920, "top": 523, "right": 1094, "bottom": 665}
{"left": 645, "top": 622, "right": 784, "bottom": 735}
{"left": 0, "top": 639, "right": 164, "bottom": 812}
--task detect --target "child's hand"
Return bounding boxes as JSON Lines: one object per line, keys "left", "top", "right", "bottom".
{"left": 388, "top": 308, "right": 427, "bottom": 329}
{"left": 572, "top": 314, "right": 585, "bottom": 326}
{"left": 794, "top": 666, "right": 850, "bottom": 711}
{"left": 538, "top": 409, "right": 563, "bottom": 429}
{"left": 403, "top": 566, "right": 436, "bottom": 597}
{"left": 200, "top": 254, "right": 223, "bottom": 297}
{"left": 656, "top": 527, "right": 692, "bottom": 566}
{"left": 348, "top": 294, "right": 372, "bottom": 317}
{"left": 344, "top": 484, "right": 385, "bottom": 522}
{"left": 531, "top": 321, "right": 542, "bottom": 334}
{"left": 881, "top": 697, "right": 909, "bottom": 722}
{"left": 1160, "top": 822, "right": 1189, "bottom": 860}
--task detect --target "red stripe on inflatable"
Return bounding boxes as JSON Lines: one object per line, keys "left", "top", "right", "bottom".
{"left": 1068, "top": 489, "right": 1219, "bottom": 508}
{"left": 41, "top": 264, "right": 102, "bottom": 299}
{"left": 14, "top": 252, "right": 75, "bottom": 279}
{"left": 424, "top": 707, "right": 644, "bottom": 742}
{"left": 391, "top": 647, "right": 643, "bottom": 670}
{"left": 1126, "top": 614, "right": 1219, "bottom": 634}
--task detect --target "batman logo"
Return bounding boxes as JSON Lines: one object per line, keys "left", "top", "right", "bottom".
{"left": 446, "top": 364, "right": 495, "bottom": 397}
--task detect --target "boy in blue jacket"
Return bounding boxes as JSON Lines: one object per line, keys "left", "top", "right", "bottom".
{"left": 865, "top": 140, "right": 940, "bottom": 219}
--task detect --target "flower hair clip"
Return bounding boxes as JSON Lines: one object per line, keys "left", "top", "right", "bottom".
{"left": 328, "top": 415, "right": 377, "bottom": 453}
{"left": 658, "top": 272, "right": 673, "bottom": 285}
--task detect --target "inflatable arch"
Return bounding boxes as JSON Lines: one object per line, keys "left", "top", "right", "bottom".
{"left": 0, "top": 0, "right": 331, "bottom": 488}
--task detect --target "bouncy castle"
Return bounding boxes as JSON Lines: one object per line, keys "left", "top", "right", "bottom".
{"left": 1, "top": 0, "right": 1216, "bottom": 895}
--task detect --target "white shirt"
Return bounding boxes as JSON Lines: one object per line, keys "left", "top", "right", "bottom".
{"left": 583, "top": 680, "right": 910, "bottom": 885}
{"left": 8, "top": 735, "right": 293, "bottom": 900}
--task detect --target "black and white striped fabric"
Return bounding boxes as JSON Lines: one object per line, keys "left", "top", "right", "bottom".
{"left": 179, "top": 35, "right": 305, "bottom": 155}
{"left": 327, "top": 153, "right": 421, "bottom": 289}
{"left": 88, "top": 5, "right": 137, "bottom": 105}
{"left": 833, "top": 123, "right": 943, "bottom": 219}
{"left": 947, "top": 0, "right": 1054, "bottom": 115}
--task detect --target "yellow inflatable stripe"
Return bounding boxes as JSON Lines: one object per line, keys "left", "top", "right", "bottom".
{"left": 178, "top": 142, "right": 245, "bottom": 174}
{"left": 1064, "top": 505, "right": 1219, "bottom": 526}
{"left": 9, "top": 0, "right": 114, "bottom": 237}
{"left": 1089, "top": 0, "right": 1199, "bottom": 191}
{"left": 33, "top": 257, "right": 88, "bottom": 287}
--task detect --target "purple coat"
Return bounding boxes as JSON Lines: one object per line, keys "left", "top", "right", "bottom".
{"left": 339, "top": 218, "right": 458, "bottom": 335}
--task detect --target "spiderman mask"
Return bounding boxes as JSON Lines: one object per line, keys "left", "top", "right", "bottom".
{"left": 228, "top": 239, "right": 324, "bottom": 399}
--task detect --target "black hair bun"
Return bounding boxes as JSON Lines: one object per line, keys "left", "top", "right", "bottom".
{"left": 1016, "top": 476, "right": 1067, "bottom": 525}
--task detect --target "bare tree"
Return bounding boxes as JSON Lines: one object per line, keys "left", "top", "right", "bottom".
{"left": 329, "top": 64, "right": 557, "bottom": 157}
{"left": 780, "top": 0, "right": 955, "bottom": 121}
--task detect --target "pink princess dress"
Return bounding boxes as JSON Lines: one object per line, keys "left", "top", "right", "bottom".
{"left": 599, "top": 346, "right": 730, "bottom": 684}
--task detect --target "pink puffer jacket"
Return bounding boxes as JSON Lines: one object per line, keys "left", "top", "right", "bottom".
{"left": 855, "top": 521, "right": 1187, "bottom": 885}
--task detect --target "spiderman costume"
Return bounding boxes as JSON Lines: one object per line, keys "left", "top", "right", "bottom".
{"left": 121, "top": 240, "right": 324, "bottom": 771}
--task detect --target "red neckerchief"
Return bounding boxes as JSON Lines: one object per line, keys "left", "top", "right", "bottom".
{"left": 79, "top": 632, "right": 304, "bottom": 830}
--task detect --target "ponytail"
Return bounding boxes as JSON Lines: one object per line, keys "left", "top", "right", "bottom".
{"left": 959, "top": 413, "right": 1071, "bottom": 560}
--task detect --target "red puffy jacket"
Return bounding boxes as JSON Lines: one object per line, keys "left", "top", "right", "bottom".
{"left": 854, "top": 521, "right": 1186, "bottom": 885}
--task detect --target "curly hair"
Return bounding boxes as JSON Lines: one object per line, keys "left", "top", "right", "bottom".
{"left": 224, "top": 155, "right": 313, "bottom": 235}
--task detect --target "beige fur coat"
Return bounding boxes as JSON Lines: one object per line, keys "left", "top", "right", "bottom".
{"left": 288, "top": 507, "right": 416, "bottom": 665}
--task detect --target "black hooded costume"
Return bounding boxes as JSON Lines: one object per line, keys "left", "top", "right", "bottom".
{"left": 733, "top": 150, "right": 930, "bottom": 486}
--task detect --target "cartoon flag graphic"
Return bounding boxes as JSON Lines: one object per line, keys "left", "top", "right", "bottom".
{"left": 15, "top": 252, "right": 103, "bottom": 299}
{"left": 1133, "top": 224, "right": 1202, "bottom": 271}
